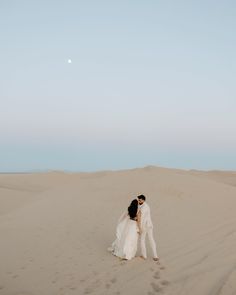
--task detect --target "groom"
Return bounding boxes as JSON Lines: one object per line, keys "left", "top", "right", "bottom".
{"left": 137, "top": 195, "right": 159, "bottom": 261}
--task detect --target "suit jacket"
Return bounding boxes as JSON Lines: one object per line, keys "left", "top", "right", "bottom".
{"left": 139, "top": 202, "right": 153, "bottom": 231}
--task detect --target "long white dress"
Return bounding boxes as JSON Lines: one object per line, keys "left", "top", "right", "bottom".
{"left": 109, "top": 211, "right": 139, "bottom": 260}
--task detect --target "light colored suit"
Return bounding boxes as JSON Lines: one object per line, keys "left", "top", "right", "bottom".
{"left": 139, "top": 202, "right": 158, "bottom": 258}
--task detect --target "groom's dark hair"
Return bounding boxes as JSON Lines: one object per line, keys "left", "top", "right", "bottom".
{"left": 137, "top": 194, "right": 146, "bottom": 201}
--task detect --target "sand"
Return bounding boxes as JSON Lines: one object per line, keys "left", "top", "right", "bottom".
{"left": 0, "top": 166, "right": 236, "bottom": 295}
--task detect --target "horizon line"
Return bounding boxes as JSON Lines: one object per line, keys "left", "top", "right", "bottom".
{"left": 0, "top": 165, "right": 235, "bottom": 174}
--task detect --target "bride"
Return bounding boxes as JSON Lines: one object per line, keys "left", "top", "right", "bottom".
{"left": 109, "top": 199, "right": 142, "bottom": 260}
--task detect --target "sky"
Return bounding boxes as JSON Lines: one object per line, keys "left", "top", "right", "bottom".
{"left": 0, "top": 0, "right": 236, "bottom": 172}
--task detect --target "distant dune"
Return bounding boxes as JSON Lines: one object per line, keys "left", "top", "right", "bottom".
{"left": 0, "top": 166, "right": 236, "bottom": 295}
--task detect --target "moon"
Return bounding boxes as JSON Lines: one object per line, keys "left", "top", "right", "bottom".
{"left": 67, "top": 59, "right": 72, "bottom": 64}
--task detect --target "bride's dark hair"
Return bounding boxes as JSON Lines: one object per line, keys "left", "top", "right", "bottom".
{"left": 128, "top": 199, "right": 138, "bottom": 219}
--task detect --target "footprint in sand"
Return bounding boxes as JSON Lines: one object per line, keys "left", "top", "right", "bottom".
{"left": 84, "top": 286, "right": 93, "bottom": 294}
{"left": 120, "top": 261, "right": 126, "bottom": 266}
{"left": 110, "top": 277, "right": 117, "bottom": 284}
{"left": 150, "top": 282, "right": 163, "bottom": 293}
{"left": 0, "top": 285, "right": 4, "bottom": 290}
{"left": 149, "top": 274, "right": 170, "bottom": 294}
{"left": 69, "top": 286, "right": 77, "bottom": 290}
{"left": 84, "top": 278, "right": 101, "bottom": 294}
{"left": 153, "top": 271, "right": 160, "bottom": 280}
{"left": 160, "top": 280, "right": 170, "bottom": 286}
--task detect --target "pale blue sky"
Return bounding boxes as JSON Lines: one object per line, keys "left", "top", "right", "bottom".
{"left": 1, "top": 0, "right": 235, "bottom": 172}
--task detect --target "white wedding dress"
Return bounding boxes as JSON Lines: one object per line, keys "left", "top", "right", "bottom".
{"left": 109, "top": 211, "right": 139, "bottom": 260}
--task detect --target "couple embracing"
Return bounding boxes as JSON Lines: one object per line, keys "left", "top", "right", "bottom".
{"left": 109, "top": 195, "right": 159, "bottom": 261}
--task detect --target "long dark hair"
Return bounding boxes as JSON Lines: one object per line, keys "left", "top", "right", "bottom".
{"left": 128, "top": 199, "right": 138, "bottom": 219}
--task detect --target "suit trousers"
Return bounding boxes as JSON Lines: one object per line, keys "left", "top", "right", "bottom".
{"left": 140, "top": 227, "right": 158, "bottom": 258}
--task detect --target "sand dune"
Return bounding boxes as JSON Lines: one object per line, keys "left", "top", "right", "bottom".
{"left": 189, "top": 169, "right": 236, "bottom": 187}
{"left": 0, "top": 166, "right": 236, "bottom": 295}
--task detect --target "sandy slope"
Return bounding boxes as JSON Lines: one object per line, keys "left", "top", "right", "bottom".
{"left": 0, "top": 167, "right": 236, "bottom": 295}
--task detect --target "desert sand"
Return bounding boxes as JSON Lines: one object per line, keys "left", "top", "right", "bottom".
{"left": 0, "top": 166, "right": 236, "bottom": 295}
